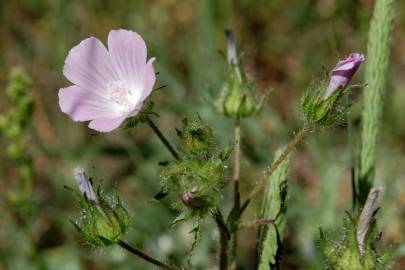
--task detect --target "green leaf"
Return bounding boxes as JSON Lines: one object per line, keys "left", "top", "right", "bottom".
{"left": 258, "top": 148, "right": 290, "bottom": 270}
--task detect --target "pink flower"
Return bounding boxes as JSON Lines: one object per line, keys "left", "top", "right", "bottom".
{"left": 59, "top": 29, "right": 156, "bottom": 132}
{"left": 324, "top": 53, "right": 365, "bottom": 99}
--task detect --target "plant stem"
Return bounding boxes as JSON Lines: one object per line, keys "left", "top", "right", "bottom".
{"left": 346, "top": 95, "right": 356, "bottom": 210}
{"left": 246, "top": 123, "right": 312, "bottom": 201}
{"left": 213, "top": 209, "right": 229, "bottom": 270}
{"left": 118, "top": 240, "right": 177, "bottom": 270}
{"left": 358, "top": 0, "right": 395, "bottom": 205}
{"left": 233, "top": 121, "right": 241, "bottom": 201}
{"left": 219, "top": 226, "right": 229, "bottom": 270}
{"left": 146, "top": 117, "right": 181, "bottom": 160}
{"left": 230, "top": 121, "right": 241, "bottom": 270}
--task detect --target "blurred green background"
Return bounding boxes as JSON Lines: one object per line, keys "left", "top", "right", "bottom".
{"left": 0, "top": 0, "right": 404, "bottom": 269}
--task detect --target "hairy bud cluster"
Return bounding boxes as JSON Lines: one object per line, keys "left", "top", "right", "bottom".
{"left": 160, "top": 117, "right": 231, "bottom": 220}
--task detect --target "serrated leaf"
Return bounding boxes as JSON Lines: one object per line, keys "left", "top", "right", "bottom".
{"left": 258, "top": 148, "right": 290, "bottom": 270}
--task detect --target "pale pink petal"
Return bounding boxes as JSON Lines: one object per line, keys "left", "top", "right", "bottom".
{"left": 74, "top": 167, "right": 98, "bottom": 203}
{"left": 125, "top": 101, "right": 141, "bottom": 117}
{"left": 107, "top": 29, "right": 147, "bottom": 98}
{"left": 335, "top": 62, "right": 355, "bottom": 71}
{"left": 59, "top": 85, "right": 120, "bottom": 121}
{"left": 88, "top": 115, "right": 127, "bottom": 132}
{"left": 140, "top": 57, "right": 156, "bottom": 102}
{"left": 324, "top": 75, "right": 347, "bottom": 99}
{"left": 63, "top": 37, "right": 118, "bottom": 94}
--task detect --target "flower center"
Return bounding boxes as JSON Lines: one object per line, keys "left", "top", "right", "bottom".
{"left": 106, "top": 81, "right": 134, "bottom": 111}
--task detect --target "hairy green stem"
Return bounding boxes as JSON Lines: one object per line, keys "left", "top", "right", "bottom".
{"left": 346, "top": 95, "right": 357, "bottom": 210}
{"left": 358, "top": 0, "right": 395, "bottom": 204}
{"left": 118, "top": 240, "right": 177, "bottom": 270}
{"left": 230, "top": 121, "right": 241, "bottom": 270}
{"left": 246, "top": 123, "right": 312, "bottom": 201}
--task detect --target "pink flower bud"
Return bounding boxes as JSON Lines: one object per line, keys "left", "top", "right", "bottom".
{"left": 74, "top": 167, "right": 98, "bottom": 203}
{"left": 324, "top": 53, "right": 365, "bottom": 99}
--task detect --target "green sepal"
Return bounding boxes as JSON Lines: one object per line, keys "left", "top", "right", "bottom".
{"left": 124, "top": 101, "right": 159, "bottom": 129}
{"left": 68, "top": 183, "right": 130, "bottom": 247}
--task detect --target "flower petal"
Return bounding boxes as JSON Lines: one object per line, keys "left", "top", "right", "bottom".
{"left": 59, "top": 85, "right": 121, "bottom": 121}
{"left": 74, "top": 167, "right": 98, "bottom": 203}
{"left": 325, "top": 75, "right": 347, "bottom": 99}
{"left": 63, "top": 37, "right": 118, "bottom": 94}
{"left": 88, "top": 115, "right": 127, "bottom": 132}
{"left": 335, "top": 61, "right": 356, "bottom": 71}
{"left": 107, "top": 29, "right": 147, "bottom": 98}
{"left": 140, "top": 57, "right": 156, "bottom": 102}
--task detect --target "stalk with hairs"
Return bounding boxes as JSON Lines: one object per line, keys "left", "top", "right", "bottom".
{"left": 358, "top": 0, "right": 396, "bottom": 205}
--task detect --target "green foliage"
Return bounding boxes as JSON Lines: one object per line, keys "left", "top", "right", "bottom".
{"left": 0, "top": 67, "right": 34, "bottom": 205}
{"left": 1, "top": 67, "right": 33, "bottom": 159}
{"left": 258, "top": 148, "right": 290, "bottom": 270}
{"left": 71, "top": 187, "right": 130, "bottom": 246}
{"left": 358, "top": 0, "right": 396, "bottom": 205}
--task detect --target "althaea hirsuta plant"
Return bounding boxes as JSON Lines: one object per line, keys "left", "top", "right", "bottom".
{"left": 56, "top": 4, "right": 396, "bottom": 266}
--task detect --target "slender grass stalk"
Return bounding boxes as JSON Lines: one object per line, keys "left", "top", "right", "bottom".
{"left": 258, "top": 148, "right": 290, "bottom": 270}
{"left": 246, "top": 123, "right": 312, "bottom": 202}
{"left": 118, "top": 240, "right": 177, "bottom": 270}
{"left": 146, "top": 117, "right": 181, "bottom": 160}
{"left": 230, "top": 120, "right": 241, "bottom": 270}
{"left": 358, "top": 0, "right": 395, "bottom": 204}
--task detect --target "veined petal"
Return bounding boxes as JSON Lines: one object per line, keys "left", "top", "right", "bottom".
{"left": 59, "top": 29, "right": 156, "bottom": 133}
{"left": 325, "top": 75, "right": 347, "bottom": 99}
{"left": 324, "top": 52, "right": 365, "bottom": 99}
{"left": 59, "top": 85, "right": 122, "bottom": 121}
{"left": 89, "top": 115, "right": 127, "bottom": 132}
{"left": 334, "top": 61, "right": 356, "bottom": 71}
{"left": 63, "top": 37, "right": 119, "bottom": 94}
{"left": 140, "top": 57, "right": 156, "bottom": 102}
{"left": 108, "top": 29, "right": 147, "bottom": 99}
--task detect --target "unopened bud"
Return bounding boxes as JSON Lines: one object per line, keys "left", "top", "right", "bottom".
{"left": 71, "top": 167, "right": 130, "bottom": 246}
{"left": 302, "top": 53, "right": 365, "bottom": 126}
{"left": 324, "top": 53, "right": 365, "bottom": 99}
{"left": 216, "top": 30, "right": 265, "bottom": 119}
